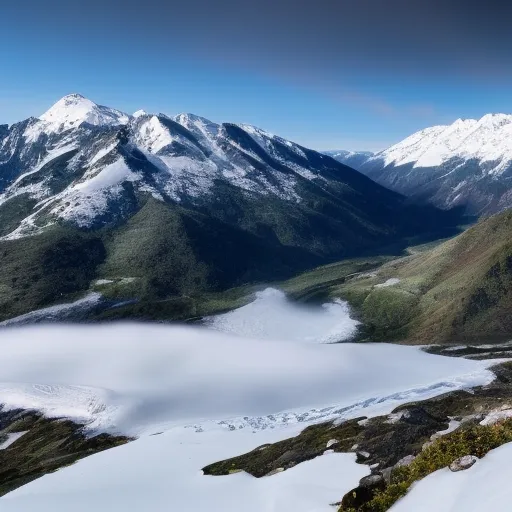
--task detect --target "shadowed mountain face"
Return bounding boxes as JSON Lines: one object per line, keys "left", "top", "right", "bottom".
{"left": 0, "top": 95, "right": 460, "bottom": 321}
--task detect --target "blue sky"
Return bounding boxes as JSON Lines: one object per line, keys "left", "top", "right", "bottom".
{"left": 2, "top": 1, "right": 512, "bottom": 151}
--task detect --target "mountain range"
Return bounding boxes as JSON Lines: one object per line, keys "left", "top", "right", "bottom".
{"left": 0, "top": 94, "right": 456, "bottom": 322}
{"left": 327, "top": 114, "right": 512, "bottom": 216}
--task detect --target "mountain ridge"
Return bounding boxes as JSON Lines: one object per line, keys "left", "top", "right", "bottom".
{"left": 0, "top": 94, "right": 460, "bottom": 322}
{"left": 328, "top": 113, "right": 512, "bottom": 216}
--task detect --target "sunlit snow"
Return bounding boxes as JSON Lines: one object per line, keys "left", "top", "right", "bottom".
{"left": 372, "top": 113, "right": 512, "bottom": 174}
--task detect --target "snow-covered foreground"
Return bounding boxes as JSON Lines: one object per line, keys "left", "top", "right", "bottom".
{"left": 205, "top": 287, "right": 360, "bottom": 343}
{"left": 0, "top": 318, "right": 499, "bottom": 511}
{"left": 0, "top": 424, "right": 369, "bottom": 512}
{"left": 390, "top": 442, "right": 512, "bottom": 511}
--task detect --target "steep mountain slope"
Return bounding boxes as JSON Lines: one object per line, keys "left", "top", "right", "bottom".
{"left": 358, "top": 114, "right": 512, "bottom": 216}
{"left": 333, "top": 209, "right": 512, "bottom": 342}
{"left": 0, "top": 95, "right": 459, "bottom": 321}
{"left": 323, "top": 150, "right": 373, "bottom": 170}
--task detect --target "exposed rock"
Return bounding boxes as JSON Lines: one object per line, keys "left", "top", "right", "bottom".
{"left": 422, "top": 440, "right": 434, "bottom": 451}
{"left": 395, "top": 455, "right": 416, "bottom": 468}
{"left": 341, "top": 474, "right": 386, "bottom": 510}
{"left": 449, "top": 455, "right": 479, "bottom": 472}
{"left": 360, "top": 474, "right": 384, "bottom": 488}
{"left": 380, "top": 466, "right": 394, "bottom": 484}
{"left": 326, "top": 439, "right": 339, "bottom": 448}
{"left": 275, "top": 450, "right": 299, "bottom": 466}
{"left": 356, "top": 451, "right": 370, "bottom": 463}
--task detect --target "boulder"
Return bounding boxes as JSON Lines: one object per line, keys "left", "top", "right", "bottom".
{"left": 356, "top": 450, "right": 370, "bottom": 463}
{"left": 275, "top": 450, "right": 299, "bottom": 466}
{"left": 449, "top": 455, "right": 478, "bottom": 472}
{"left": 380, "top": 467, "right": 393, "bottom": 484}
{"left": 360, "top": 474, "right": 384, "bottom": 488}
{"left": 340, "top": 474, "right": 386, "bottom": 509}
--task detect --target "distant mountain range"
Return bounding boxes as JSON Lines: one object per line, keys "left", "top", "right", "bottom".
{"left": 323, "top": 150, "right": 374, "bottom": 170}
{"left": 327, "top": 114, "right": 512, "bottom": 216}
{"left": 0, "top": 94, "right": 456, "bottom": 322}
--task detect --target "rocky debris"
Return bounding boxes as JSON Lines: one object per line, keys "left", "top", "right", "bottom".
{"left": 449, "top": 455, "right": 479, "bottom": 472}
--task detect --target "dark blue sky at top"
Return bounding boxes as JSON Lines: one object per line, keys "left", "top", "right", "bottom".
{"left": 1, "top": 0, "right": 512, "bottom": 150}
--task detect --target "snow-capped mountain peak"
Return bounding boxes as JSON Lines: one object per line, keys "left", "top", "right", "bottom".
{"left": 132, "top": 109, "right": 148, "bottom": 118}
{"left": 369, "top": 113, "right": 512, "bottom": 170}
{"left": 39, "top": 93, "right": 130, "bottom": 132}
{"left": 351, "top": 112, "right": 512, "bottom": 215}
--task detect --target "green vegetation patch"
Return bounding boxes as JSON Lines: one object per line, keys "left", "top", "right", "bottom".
{"left": 0, "top": 227, "right": 106, "bottom": 321}
{"left": 0, "top": 408, "right": 131, "bottom": 496}
{"left": 0, "top": 194, "right": 38, "bottom": 237}
{"left": 341, "top": 419, "right": 512, "bottom": 511}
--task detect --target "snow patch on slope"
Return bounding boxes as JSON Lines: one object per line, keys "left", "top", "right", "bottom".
{"left": 51, "top": 157, "right": 139, "bottom": 226}
{"left": 0, "top": 293, "right": 103, "bottom": 326}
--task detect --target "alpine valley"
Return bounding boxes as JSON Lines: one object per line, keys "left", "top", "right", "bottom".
{"left": 0, "top": 94, "right": 459, "bottom": 323}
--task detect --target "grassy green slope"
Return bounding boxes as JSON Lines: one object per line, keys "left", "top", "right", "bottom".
{"left": 0, "top": 228, "right": 106, "bottom": 321}
{"left": 329, "top": 210, "right": 512, "bottom": 343}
